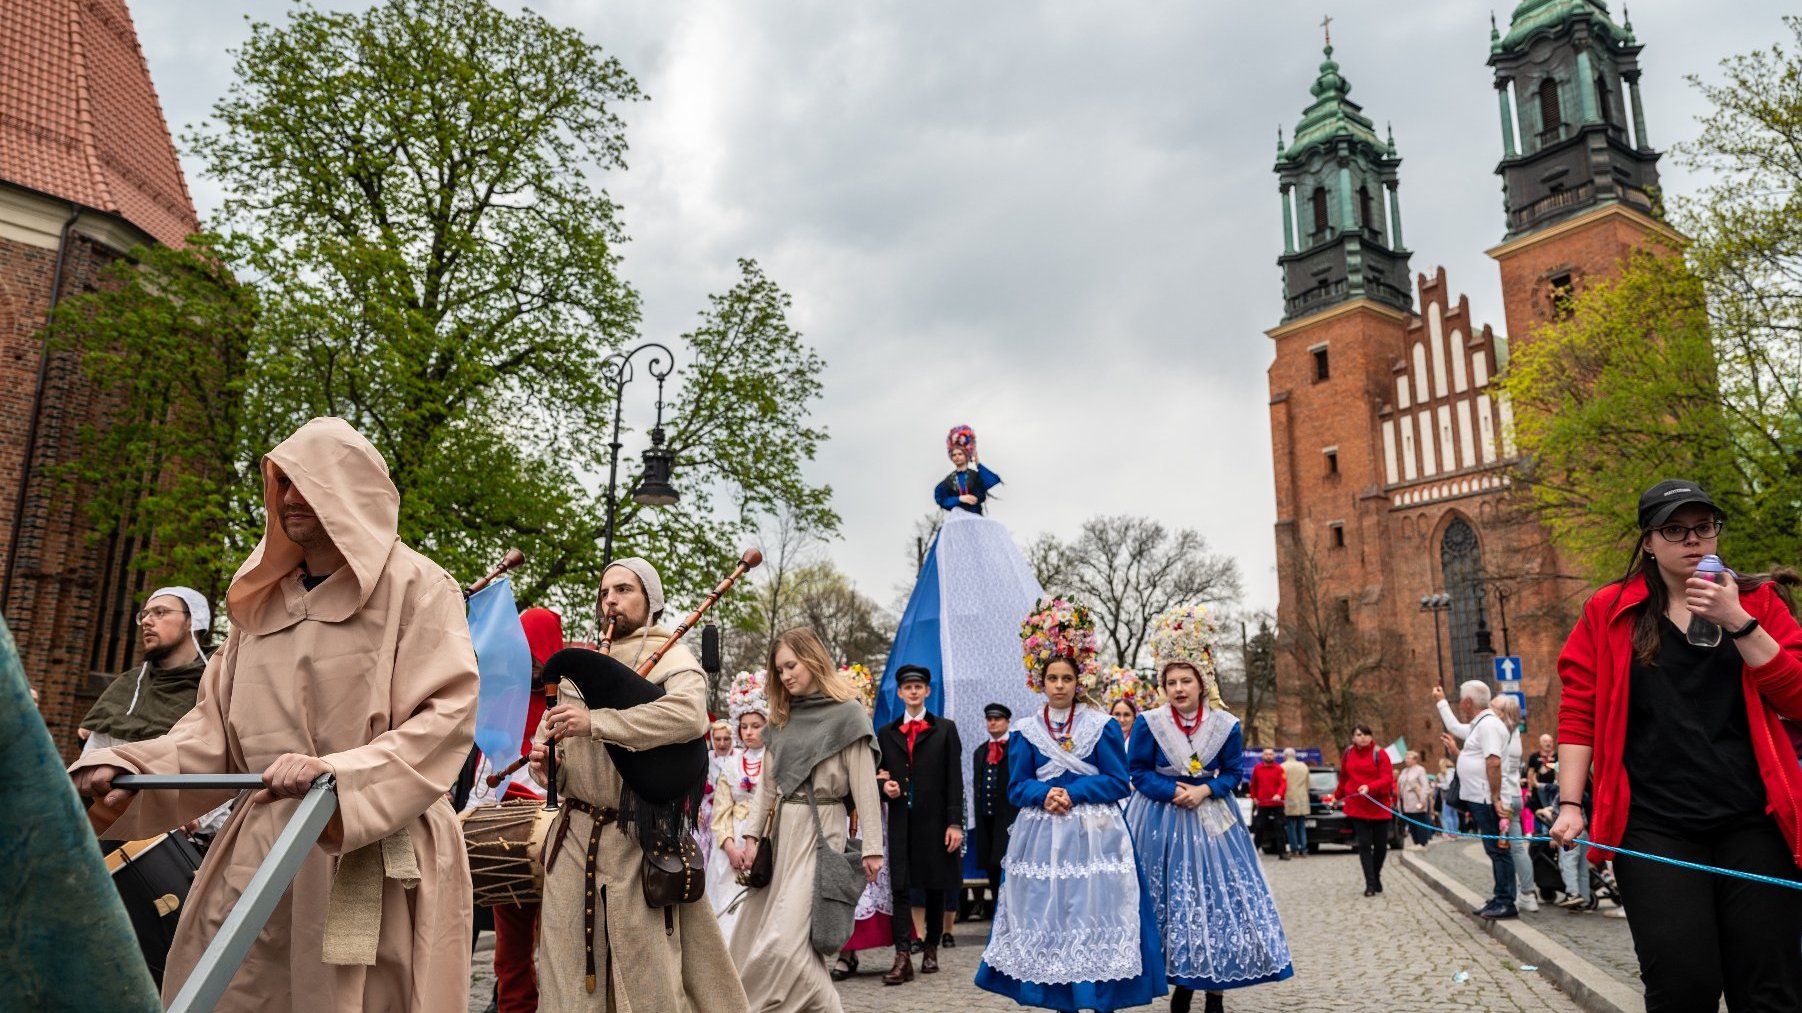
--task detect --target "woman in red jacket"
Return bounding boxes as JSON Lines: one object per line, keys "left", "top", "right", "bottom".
{"left": 1549, "top": 480, "right": 1802, "bottom": 1012}
{"left": 1336, "top": 725, "right": 1395, "bottom": 896}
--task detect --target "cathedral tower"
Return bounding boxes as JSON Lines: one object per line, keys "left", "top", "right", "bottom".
{"left": 1487, "top": 0, "right": 1676, "bottom": 340}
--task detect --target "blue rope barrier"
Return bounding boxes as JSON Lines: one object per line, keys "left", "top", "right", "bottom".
{"left": 1358, "top": 795, "right": 1802, "bottom": 893}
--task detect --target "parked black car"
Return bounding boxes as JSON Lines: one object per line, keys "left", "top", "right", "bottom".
{"left": 1250, "top": 766, "right": 1405, "bottom": 853}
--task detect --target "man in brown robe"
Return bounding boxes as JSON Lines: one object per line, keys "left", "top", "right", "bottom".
{"left": 71, "top": 417, "right": 479, "bottom": 1013}
{"left": 529, "top": 557, "right": 748, "bottom": 1012}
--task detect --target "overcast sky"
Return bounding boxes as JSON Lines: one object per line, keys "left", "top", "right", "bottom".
{"left": 133, "top": 1, "right": 1791, "bottom": 615}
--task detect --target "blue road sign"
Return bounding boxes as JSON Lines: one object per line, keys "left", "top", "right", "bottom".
{"left": 1503, "top": 690, "right": 1528, "bottom": 725}
{"left": 1493, "top": 655, "right": 1523, "bottom": 683}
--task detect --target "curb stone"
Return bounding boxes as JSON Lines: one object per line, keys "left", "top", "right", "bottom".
{"left": 1400, "top": 850, "right": 1640, "bottom": 1013}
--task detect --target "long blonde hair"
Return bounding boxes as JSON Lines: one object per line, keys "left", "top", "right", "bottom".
{"left": 766, "top": 627, "right": 854, "bottom": 726}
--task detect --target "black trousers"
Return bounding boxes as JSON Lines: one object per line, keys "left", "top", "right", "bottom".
{"left": 1614, "top": 818, "right": 1802, "bottom": 1012}
{"left": 893, "top": 887, "right": 946, "bottom": 946}
{"left": 1350, "top": 817, "right": 1389, "bottom": 889}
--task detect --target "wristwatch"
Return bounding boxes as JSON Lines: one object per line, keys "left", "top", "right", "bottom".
{"left": 1728, "top": 617, "right": 1760, "bottom": 639}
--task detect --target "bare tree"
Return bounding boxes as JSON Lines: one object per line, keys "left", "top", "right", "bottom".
{"left": 789, "top": 563, "right": 895, "bottom": 671}
{"left": 1276, "top": 533, "right": 1396, "bottom": 748}
{"left": 1040, "top": 515, "right": 1242, "bottom": 667}
{"left": 1217, "top": 610, "right": 1279, "bottom": 744}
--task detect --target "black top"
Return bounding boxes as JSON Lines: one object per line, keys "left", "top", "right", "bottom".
{"left": 299, "top": 572, "right": 331, "bottom": 591}
{"left": 1624, "top": 615, "right": 1767, "bottom": 832}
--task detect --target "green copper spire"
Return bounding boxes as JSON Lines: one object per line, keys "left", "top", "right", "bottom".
{"left": 1621, "top": 3, "right": 1636, "bottom": 43}
{"left": 1499, "top": 0, "right": 1631, "bottom": 51}
{"left": 1282, "top": 42, "right": 1385, "bottom": 161}
{"left": 1490, "top": 11, "right": 1503, "bottom": 53}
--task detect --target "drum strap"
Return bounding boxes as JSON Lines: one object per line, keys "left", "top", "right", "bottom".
{"left": 546, "top": 797, "right": 618, "bottom": 995}
{"left": 322, "top": 829, "right": 421, "bottom": 966}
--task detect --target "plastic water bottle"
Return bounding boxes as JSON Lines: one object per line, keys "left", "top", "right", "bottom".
{"left": 1686, "top": 554, "right": 1728, "bottom": 648}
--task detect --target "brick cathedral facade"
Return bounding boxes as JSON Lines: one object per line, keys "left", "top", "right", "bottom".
{"left": 1266, "top": 2, "right": 1678, "bottom": 755}
{"left": 1, "top": 0, "right": 199, "bottom": 754}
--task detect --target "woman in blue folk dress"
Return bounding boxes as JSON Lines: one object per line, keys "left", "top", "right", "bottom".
{"left": 1126, "top": 604, "right": 1293, "bottom": 1013}
{"left": 975, "top": 597, "right": 1166, "bottom": 1012}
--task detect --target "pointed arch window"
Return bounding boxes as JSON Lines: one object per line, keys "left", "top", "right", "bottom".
{"left": 1538, "top": 78, "right": 1563, "bottom": 136}
{"left": 1311, "top": 187, "right": 1330, "bottom": 238}
{"left": 1439, "top": 518, "right": 1490, "bottom": 688}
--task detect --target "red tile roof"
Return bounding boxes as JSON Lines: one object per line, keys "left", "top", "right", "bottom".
{"left": 0, "top": 0, "right": 198, "bottom": 247}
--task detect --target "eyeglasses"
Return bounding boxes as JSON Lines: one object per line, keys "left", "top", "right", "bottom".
{"left": 136, "top": 607, "right": 190, "bottom": 624}
{"left": 1653, "top": 520, "right": 1723, "bottom": 543}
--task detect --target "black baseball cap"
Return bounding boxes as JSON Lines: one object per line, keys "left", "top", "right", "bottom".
{"left": 1637, "top": 479, "right": 1722, "bottom": 531}
{"left": 896, "top": 665, "right": 932, "bottom": 687}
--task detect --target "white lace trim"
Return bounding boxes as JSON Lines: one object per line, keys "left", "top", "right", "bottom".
{"left": 1013, "top": 705, "right": 1110, "bottom": 778}
{"left": 981, "top": 922, "right": 1143, "bottom": 984}
{"left": 1002, "top": 854, "right": 1138, "bottom": 880}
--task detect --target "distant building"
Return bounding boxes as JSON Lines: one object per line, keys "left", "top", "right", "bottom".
{"left": 1, "top": 0, "right": 200, "bottom": 753}
{"left": 1266, "top": 2, "right": 1677, "bottom": 753}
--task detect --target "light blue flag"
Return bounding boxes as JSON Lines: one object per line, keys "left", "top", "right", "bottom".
{"left": 467, "top": 578, "right": 533, "bottom": 767}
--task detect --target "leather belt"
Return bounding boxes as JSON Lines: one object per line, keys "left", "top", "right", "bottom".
{"left": 780, "top": 792, "right": 845, "bottom": 805}
{"left": 545, "top": 796, "right": 618, "bottom": 995}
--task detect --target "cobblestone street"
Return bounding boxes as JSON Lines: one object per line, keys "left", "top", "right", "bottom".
{"left": 467, "top": 847, "right": 1584, "bottom": 1012}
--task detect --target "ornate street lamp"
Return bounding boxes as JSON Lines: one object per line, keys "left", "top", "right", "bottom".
{"left": 599, "top": 342, "right": 679, "bottom": 567}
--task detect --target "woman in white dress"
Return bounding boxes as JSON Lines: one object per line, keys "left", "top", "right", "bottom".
{"left": 710, "top": 671, "right": 768, "bottom": 940}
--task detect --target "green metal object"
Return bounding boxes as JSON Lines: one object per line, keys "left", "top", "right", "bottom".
{"left": 1499, "top": 0, "right": 1631, "bottom": 52}
{"left": 0, "top": 612, "right": 161, "bottom": 1011}
{"left": 1280, "top": 43, "right": 1386, "bottom": 162}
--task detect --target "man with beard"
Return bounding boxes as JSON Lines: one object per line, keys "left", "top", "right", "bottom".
{"left": 79, "top": 587, "right": 213, "bottom": 756}
{"left": 528, "top": 557, "right": 747, "bottom": 1012}
{"left": 71, "top": 417, "right": 480, "bottom": 1012}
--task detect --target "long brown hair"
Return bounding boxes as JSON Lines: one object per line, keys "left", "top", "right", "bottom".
{"left": 765, "top": 626, "right": 854, "bottom": 726}
{"left": 1608, "top": 541, "right": 1790, "bottom": 666}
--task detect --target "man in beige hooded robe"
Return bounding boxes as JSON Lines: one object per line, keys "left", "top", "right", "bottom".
{"left": 529, "top": 557, "right": 748, "bottom": 1012}
{"left": 71, "top": 417, "right": 479, "bottom": 1013}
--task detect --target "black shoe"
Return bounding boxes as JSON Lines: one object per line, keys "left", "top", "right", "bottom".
{"left": 1278, "top": 853, "right": 1290, "bottom": 861}
{"left": 830, "top": 951, "right": 858, "bottom": 981}
{"left": 1204, "top": 992, "right": 1224, "bottom": 1013}
{"left": 1170, "top": 985, "right": 1193, "bottom": 1013}
{"left": 1373, "top": 882, "right": 1383, "bottom": 894}
{"left": 1483, "top": 905, "right": 1520, "bottom": 920}
{"left": 1362, "top": 888, "right": 1375, "bottom": 897}
{"left": 940, "top": 931, "right": 956, "bottom": 948}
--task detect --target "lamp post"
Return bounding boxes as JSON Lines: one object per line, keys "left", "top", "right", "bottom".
{"left": 1420, "top": 592, "right": 1452, "bottom": 692}
{"left": 598, "top": 342, "right": 680, "bottom": 569}
{"left": 1493, "top": 586, "right": 1513, "bottom": 658}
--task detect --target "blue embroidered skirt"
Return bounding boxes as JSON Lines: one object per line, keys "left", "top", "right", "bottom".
{"left": 1124, "top": 794, "right": 1294, "bottom": 991}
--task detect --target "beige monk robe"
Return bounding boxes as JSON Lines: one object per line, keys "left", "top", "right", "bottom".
{"left": 728, "top": 739, "right": 883, "bottom": 1012}
{"left": 70, "top": 417, "right": 478, "bottom": 1013}
{"left": 535, "top": 625, "right": 749, "bottom": 1013}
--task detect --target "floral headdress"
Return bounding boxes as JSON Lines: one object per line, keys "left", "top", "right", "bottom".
{"left": 1148, "top": 603, "right": 1220, "bottom": 690}
{"left": 1019, "top": 595, "right": 1100, "bottom": 693}
{"left": 947, "top": 424, "right": 976, "bottom": 460}
{"left": 839, "top": 663, "right": 875, "bottom": 711}
{"left": 1101, "top": 665, "right": 1161, "bottom": 712}
{"left": 726, "top": 669, "right": 769, "bottom": 722}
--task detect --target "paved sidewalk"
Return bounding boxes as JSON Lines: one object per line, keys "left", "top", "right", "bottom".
{"left": 834, "top": 849, "right": 1578, "bottom": 1012}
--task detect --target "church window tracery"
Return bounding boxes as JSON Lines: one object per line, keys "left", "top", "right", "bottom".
{"left": 1439, "top": 518, "right": 1490, "bottom": 687}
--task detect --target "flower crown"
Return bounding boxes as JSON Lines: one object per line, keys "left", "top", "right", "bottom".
{"left": 947, "top": 424, "right": 976, "bottom": 459}
{"left": 1019, "top": 595, "right": 1100, "bottom": 692}
{"left": 1101, "top": 665, "right": 1162, "bottom": 712}
{"left": 839, "top": 663, "right": 875, "bottom": 710}
{"left": 727, "top": 669, "right": 769, "bottom": 722}
{"left": 1148, "top": 603, "right": 1220, "bottom": 687}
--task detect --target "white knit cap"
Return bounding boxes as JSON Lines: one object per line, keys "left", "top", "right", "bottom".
{"left": 602, "top": 558, "right": 664, "bottom": 617}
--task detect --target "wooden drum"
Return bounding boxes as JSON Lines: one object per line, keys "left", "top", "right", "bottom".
{"left": 460, "top": 799, "right": 556, "bottom": 907}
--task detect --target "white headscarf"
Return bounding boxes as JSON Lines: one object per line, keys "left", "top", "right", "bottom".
{"left": 602, "top": 557, "right": 665, "bottom": 617}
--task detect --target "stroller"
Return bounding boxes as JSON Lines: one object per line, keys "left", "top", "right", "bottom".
{"left": 1529, "top": 804, "right": 1622, "bottom": 911}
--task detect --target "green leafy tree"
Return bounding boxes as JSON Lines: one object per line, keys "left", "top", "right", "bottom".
{"left": 58, "top": 0, "right": 835, "bottom": 621}
{"left": 49, "top": 239, "right": 263, "bottom": 605}
{"left": 1500, "top": 18, "right": 1802, "bottom": 579}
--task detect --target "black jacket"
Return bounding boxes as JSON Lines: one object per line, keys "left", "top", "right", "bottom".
{"left": 970, "top": 736, "right": 1019, "bottom": 870}
{"left": 877, "top": 711, "right": 966, "bottom": 891}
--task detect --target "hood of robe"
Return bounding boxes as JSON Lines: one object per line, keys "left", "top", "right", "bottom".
{"left": 227, "top": 418, "right": 401, "bottom": 634}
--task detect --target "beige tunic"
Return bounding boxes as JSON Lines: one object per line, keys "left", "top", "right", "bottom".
{"left": 728, "top": 739, "right": 882, "bottom": 1012}
{"left": 68, "top": 418, "right": 479, "bottom": 1013}
{"left": 536, "top": 626, "right": 749, "bottom": 1013}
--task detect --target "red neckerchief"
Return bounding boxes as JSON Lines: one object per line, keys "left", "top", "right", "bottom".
{"left": 900, "top": 714, "right": 930, "bottom": 760}
{"left": 1171, "top": 704, "right": 1203, "bottom": 738}
{"left": 986, "top": 737, "right": 1007, "bottom": 764}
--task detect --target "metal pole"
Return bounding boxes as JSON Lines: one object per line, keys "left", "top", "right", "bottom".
{"left": 600, "top": 377, "right": 625, "bottom": 571}
{"left": 1431, "top": 611, "right": 1447, "bottom": 693}
{"left": 1497, "top": 589, "right": 1512, "bottom": 658}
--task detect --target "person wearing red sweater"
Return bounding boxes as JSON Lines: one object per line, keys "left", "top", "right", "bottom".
{"left": 1549, "top": 480, "right": 1802, "bottom": 1012}
{"left": 1336, "top": 725, "right": 1395, "bottom": 896}
{"left": 1247, "top": 748, "right": 1289, "bottom": 860}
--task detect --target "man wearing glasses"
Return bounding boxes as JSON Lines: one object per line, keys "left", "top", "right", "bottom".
{"left": 78, "top": 587, "right": 214, "bottom": 757}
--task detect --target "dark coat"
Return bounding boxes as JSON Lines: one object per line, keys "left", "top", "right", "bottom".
{"left": 877, "top": 711, "right": 966, "bottom": 891}
{"left": 970, "top": 736, "right": 1019, "bottom": 870}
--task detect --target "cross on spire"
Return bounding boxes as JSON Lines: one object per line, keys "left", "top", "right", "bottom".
{"left": 1320, "top": 13, "right": 1333, "bottom": 47}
